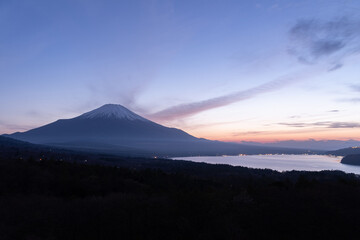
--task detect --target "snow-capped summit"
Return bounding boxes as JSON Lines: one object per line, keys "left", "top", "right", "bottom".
{"left": 7, "top": 103, "right": 199, "bottom": 156}
{"left": 78, "top": 104, "right": 148, "bottom": 121}
{"left": 5, "top": 103, "right": 291, "bottom": 157}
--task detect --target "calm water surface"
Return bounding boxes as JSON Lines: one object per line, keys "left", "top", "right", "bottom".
{"left": 173, "top": 155, "right": 360, "bottom": 174}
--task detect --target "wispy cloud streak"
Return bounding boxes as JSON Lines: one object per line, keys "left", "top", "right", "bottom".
{"left": 150, "top": 16, "right": 360, "bottom": 122}
{"left": 288, "top": 17, "right": 360, "bottom": 69}
{"left": 150, "top": 70, "right": 315, "bottom": 121}
{"left": 279, "top": 121, "right": 360, "bottom": 129}
{"left": 338, "top": 85, "right": 360, "bottom": 103}
{"left": 343, "top": 98, "right": 360, "bottom": 103}
{"left": 351, "top": 84, "right": 360, "bottom": 92}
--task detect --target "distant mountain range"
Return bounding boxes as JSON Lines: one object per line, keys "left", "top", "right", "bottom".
{"left": 4, "top": 104, "right": 315, "bottom": 157}
{"left": 327, "top": 147, "right": 360, "bottom": 156}
{"left": 242, "top": 139, "right": 360, "bottom": 151}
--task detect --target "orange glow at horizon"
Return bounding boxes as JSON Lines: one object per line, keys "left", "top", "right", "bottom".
{"left": 186, "top": 127, "right": 360, "bottom": 143}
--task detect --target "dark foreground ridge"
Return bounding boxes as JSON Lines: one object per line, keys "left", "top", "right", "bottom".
{"left": 1, "top": 136, "right": 360, "bottom": 239}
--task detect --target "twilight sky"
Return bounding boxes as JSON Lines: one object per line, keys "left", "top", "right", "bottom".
{"left": 1, "top": 0, "right": 360, "bottom": 143}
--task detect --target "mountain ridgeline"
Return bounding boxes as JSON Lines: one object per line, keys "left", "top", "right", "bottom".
{"left": 327, "top": 147, "right": 360, "bottom": 156}
{"left": 6, "top": 104, "right": 314, "bottom": 157}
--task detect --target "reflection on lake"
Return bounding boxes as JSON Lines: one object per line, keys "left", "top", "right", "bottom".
{"left": 173, "top": 155, "right": 360, "bottom": 175}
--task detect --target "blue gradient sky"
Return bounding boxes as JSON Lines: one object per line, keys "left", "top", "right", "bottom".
{"left": 1, "top": 0, "right": 360, "bottom": 142}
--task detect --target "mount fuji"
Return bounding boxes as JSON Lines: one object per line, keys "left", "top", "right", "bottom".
{"left": 6, "top": 104, "right": 310, "bottom": 157}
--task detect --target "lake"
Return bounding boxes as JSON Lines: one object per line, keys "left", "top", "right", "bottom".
{"left": 173, "top": 155, "right": 360, "bottom": 175}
